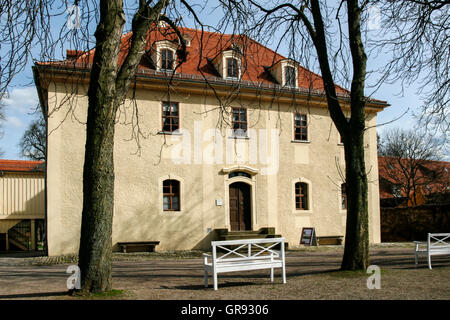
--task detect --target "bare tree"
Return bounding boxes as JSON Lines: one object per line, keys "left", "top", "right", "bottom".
{"left": 19, "top": 112, "right": 46, "bottom": 161}
{"left": 0, "top": 102, "right": 4, "bottom": 157}
{"left": 379, "top": 127, "right": 447, "bottom": 206}
{"left": 1, "top": 0, "right": 445, "bottom": 293}
{"left": 1, "top": 0, "right": 198, "bottom": 293}
{"left": 373, "top": 0, "right": 450, "bottom": 141}
{"left": 218, "top": 0, "right": 374, "bottom": 270}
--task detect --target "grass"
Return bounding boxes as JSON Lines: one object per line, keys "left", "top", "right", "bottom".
{"left": 70, "top": 289, "right": 128, "bottom": 299}
{"left": 326, "top": 268, "right": 391, "bottom": 279}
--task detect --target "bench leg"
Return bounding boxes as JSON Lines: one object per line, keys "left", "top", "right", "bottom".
{"left": 213, "top": 271, "right": 218, "bottom": 291}
{"left": 204, "top": 270, "right": 208, "bottom": 288}
{"left": 414, "top": 251, "right": 418, "bottom": 268}
{"left": 270, "top": 268, "right": 274, "bottom": 282}
{"left": 428, "top": 253, "right": 432, "bottom": 270}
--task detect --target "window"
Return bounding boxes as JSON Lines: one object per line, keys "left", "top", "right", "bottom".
{"left": 182, "top": 38, "right": 191, "bottom": 47}
{"left": 161, "top": 48, "right": 174, "bottom": 70}
{"left": 226, "top": 58, "right": 239, "bottom": 78}
{"left": 295, "top": 182, "right": 309, "bottom": 210}
{"left": 392, "top": 184, "right": 402, "bottom": 198}
{"left": 232, "top": 107, "right": 247, "bottom": 137}
{"left": 294, "top": 113, "right": 308, "bottom": 141}
{"left": 162, "top": 101, "right": 179, "bottom": 133}
{"left": 229, "top": 171, "right": 251, "bottom": 179}
{"left": 341, "top": 183, "right": 347, "bottom": 210}
{"left": 163, "top": 180, "right": 180, "bottom": 211}
{"left": 285, "top": 66, "right": 296, "bottom": 87}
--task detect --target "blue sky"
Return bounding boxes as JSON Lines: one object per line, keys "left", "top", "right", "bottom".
{"left": 0, "top": 2, "right": 442, "bottom": 160}
{"left": 1, "top": 86, "right": 41, "bottom": 159}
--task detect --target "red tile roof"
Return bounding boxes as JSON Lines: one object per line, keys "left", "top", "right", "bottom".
{"left": 378, "top": 156, "right": 450, "bottom": 199}
{"left": 0, "top": 160, "right": 45, "bottom": 173}
{"left": 37, "top": 26, "right": 385, "bottom": 102}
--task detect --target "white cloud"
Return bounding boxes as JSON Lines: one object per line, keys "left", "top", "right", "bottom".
{"left": 5, "top": 115, "right": 25, "bottom": 128}
{"left": 1, "top": 86, "right": 38, "bottom": 114}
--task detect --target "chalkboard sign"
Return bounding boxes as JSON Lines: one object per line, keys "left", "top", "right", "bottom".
{"left": 300, "top": 227, "right": 317, "bottom": 246}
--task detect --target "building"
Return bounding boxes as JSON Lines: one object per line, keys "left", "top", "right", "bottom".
{"left": 0, "top": 160, "right": 45, "bottom": 252}
{"left": 33, "top": 27, "right": 388, "bottom": 256}
{"left": 379, "top": 156, "right": 450, "bottom": 207}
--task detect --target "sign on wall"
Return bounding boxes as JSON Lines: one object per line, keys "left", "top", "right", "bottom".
{"left": 300, "top": 227, "right": 317, "bottom": 246}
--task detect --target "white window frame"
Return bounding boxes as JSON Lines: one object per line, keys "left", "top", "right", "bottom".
{"left": 281, "top": 60, "right": 298, "bottom": 88}
{"left": 222, "top": 50, "right": 242, "bottom": 80}
{"left": 155, "top": 40, "right": 178, "bottom": 72}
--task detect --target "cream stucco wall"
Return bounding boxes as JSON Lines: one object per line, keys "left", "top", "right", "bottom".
{"left": 45, "top": 80, "right": 382, "bottom": 256}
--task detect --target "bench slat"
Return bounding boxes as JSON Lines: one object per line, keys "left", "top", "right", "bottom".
{"left": 206, "top": 261, "right": 283, "bottom": 273}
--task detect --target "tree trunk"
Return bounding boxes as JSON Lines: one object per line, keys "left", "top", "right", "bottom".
{"left": 340, "top": 0, "right": 369, "bottom": 271}
{"left": 77, "top": 0, "right": 171, "bottom": 293}
{"left": 78, "top": 0, "right": 125, "bottom": 293}
{"left": 305, "top": 0, "right": 370, "bottom": 270}
{"left": 341, "top": 131, "right": 369, "bottom": 270}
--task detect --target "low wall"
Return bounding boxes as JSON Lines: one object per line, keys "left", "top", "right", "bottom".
{"left": 381, "top": 203, "right": 450, "bottom": 242}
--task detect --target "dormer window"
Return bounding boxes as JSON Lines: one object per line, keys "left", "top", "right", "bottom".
{"left": 227, "top": 58, "right": 239, "bottom": 78}
{"left": 267, "top": 59, "right": 298, "bottom": 88}
{"left": 161, "top": 48, "right": 174, "bottom": 70}
{"left": 154, "top": 40, "right": 178, "bottom": 72}
{"left": 181, "top": 34, "right": 192, "bottom": 47}
{"left": 211, "top": 49, "right": 242, "bottom": 79}
{"left": 285, "top": 66, "right": 296, "bottom": 87}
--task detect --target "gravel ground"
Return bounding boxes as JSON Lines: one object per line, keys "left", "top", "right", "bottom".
{"left": 0, "top": 244, "right": 449, "bottom": 300}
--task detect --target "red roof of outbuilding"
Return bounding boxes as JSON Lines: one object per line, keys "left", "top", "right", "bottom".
{"left": 378, "top": 156, "right": 450, "bottom": 199}
{"left": 0, "top": 160, "right": 45, "bottom": 173}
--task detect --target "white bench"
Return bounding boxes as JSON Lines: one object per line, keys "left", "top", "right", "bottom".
{"left": 414, "top": 233, "right": 450, "bottom": 269}
{"left": 203, "top": 237, "right": 286, "bottom": 290}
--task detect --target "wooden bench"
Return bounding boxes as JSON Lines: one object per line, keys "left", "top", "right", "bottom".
{"left": 117, "top": 241, "right": 160, "bottom": 253}
{"left": 414, "top": 233, "right": 450, "bottom": 269}
{"left": 318, "top": 236, "right": 343, "bottom": 245}
{"left": 203, "top": 237, "right": 286, "bottom": 290}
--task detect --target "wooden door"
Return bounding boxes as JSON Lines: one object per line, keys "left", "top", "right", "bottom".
{"left": 229, "top": 182, "right": 251, "bottom": 231}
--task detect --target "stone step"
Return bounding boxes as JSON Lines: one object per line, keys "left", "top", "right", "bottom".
{"left": 214, "top": 228, "right": 285, "bottom": 249}
{"left": 223, "top": 234, "right": 269, "bottom": 241}
{"left": 226, "top": 231, "right": 260, "bottom": 236}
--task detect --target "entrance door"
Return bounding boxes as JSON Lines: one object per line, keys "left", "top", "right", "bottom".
{"left": 0, "top": 234, "right": 6, "bottom": 251}
{"left": 229, "top": 182, "right": 251, "bottom": 231}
